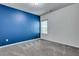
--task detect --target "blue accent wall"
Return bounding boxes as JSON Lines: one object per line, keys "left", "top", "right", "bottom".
{"left": 0, "top": 4, "right": 40, "bottom": 46}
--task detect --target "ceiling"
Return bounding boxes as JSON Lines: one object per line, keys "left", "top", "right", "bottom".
{"left": 2, "top": 3, "right": 73, "bottom": 16}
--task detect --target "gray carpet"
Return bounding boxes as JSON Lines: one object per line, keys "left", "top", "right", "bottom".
{"left": 0, "top": 39, "right": 79, "bottom": 56}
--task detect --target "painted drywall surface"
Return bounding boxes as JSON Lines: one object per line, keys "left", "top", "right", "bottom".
{"left": 0, "top": 4, "right": 40, "bottom": 46}
{"left": 41, "top": 4, "right": 79, "bottom": 48}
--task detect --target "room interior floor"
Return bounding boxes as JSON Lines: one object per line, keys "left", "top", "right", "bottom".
{"left": 0, "top": 39, "right": 79, "bottom": 56}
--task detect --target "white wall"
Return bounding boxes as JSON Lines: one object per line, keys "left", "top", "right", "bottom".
{"left": 41, "top": 4, "right": 79, "bottom": 48}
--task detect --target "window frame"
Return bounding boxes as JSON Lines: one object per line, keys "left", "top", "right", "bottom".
{"left": 41, "top": 19, "right": 48, "bottom": 34}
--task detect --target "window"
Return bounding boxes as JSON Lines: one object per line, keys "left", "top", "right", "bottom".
{"left": 41, "top": 20, "right": 48, "bottom": 34}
